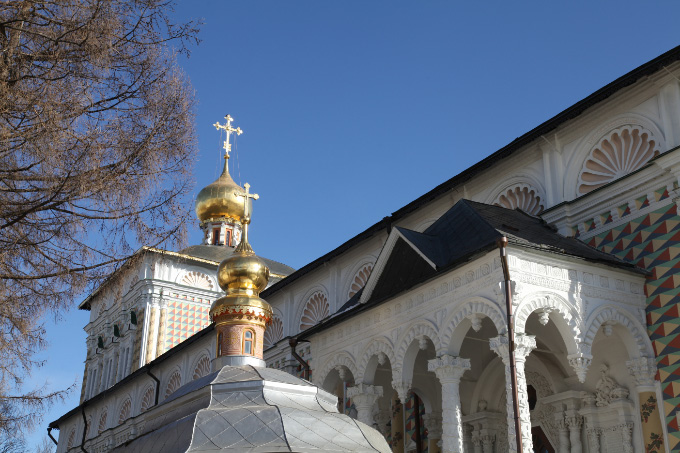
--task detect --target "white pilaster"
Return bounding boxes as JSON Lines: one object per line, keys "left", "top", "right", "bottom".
{"left": 428, "top": 355, "right": 471, "bottom": 453}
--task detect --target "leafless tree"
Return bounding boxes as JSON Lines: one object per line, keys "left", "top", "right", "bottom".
{"left": 0, "top": 0, "right": 199, "bottom": 438}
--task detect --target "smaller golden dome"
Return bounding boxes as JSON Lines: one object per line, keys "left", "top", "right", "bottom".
{"left": 217, "top": 251, "right": 270, "bottom": 295}
{"left": 195, "top": 157, "right": 250, "bottom": 223}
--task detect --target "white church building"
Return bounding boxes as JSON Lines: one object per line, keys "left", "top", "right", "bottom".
{"left": 50, "top": 45, "right": 680, "bottom": 453}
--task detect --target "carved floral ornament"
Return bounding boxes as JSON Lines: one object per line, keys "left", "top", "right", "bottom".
{"left": 578, "top": 125, "right": 661, "bottom": 194}
{"left": 164, "top": 371, "right": 181, "bottom": 398}
{"left": 299, "top": 291, "right": 330, "bottom": 331}
{"left": 494, "top": 184, "right": 545, "bottom": 215}
{"left": 192, "top": 355, "right": 211, "bottom": 380}
{"left": 349, "top": 263, "right": 373, "bottom": 298}
{"left": 118, "top": 398, "right": 131, "bottom": 424}
{"left": 97, "top": 408, "right": 108, "bottom": 434}
{"left": 180, "top": 271, "right": 214, "bottom": 290}
{"left": 140, "top": 386, "right": 154, "bottom": 412}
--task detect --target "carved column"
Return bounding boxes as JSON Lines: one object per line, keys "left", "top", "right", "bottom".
{"left": 565, "top": 412, "right": 583, "bottom": 453}
{"left": 586, "top": 427, "right": 601, "bottom": 453}
{"left": 423, "top": 412, "right": 443, "bottom": 453}
{"left": 347, "top": 384, "right": 382, "bottom": 426}
{"left": 471, "top": 434, "right": 483, "bottom": 453}
{"left": 555, "top": 414, "right": 569, "bottom": 453}
{"left": 489, "top": 334, "right": 536, "bottom": 453}
{"left": 462, "top": 423, "right": 473, "bottom": 453}
{"left": 427, "top": 355, "right": 471, "bottom": 453}
{"left": 614, "top": 423, "right": 634, "bottom": 453}
{"left": 375, "top": 409, "right": 391, "bottom": 437}
{"left": 390, "top": 382, "right": 410, "bottom": 453}
{"left": 627, "top": 357, "right": 664, "bottom": 452}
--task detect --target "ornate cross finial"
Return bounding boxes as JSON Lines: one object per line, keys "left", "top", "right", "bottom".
{"left": 234, "top": 183, "right": 259, "bottom": 253}
{"left": 213, "top": 114, "right": 243, "bottom": 157}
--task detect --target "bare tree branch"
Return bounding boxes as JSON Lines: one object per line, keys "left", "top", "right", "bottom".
{"left": 0, "top": 0, "right": 200, "bottom": 439}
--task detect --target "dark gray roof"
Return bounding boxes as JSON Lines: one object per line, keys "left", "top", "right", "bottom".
{"left": 367, "top": 200, "right": 646, "bottom": 303}
{"left": 180, "top": 245, "right": 296, "bottom": 277}
{"left": 296, "top": 200, "right": 648, "bottom": 338}
{"left": 112, "top": 365, "right": 390, "bottom": 453}
{"left": 261, "top": 45, "right": 680, "bottom": 299}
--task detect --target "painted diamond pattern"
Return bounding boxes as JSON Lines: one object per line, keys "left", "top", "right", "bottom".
{"left": 587, "top": 200, "right": 680, "bottom": 451}
{"left": 166, "top": 300, "right": 210, "bottom": 349}
{"left": 404, "top": 391, "right": 428, "bottom": 452}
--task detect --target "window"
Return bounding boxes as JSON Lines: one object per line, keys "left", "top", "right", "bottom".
{"left": 243, "top": 330, "right": 254, "bottom": 355}
{"left": 212, "top": 228, "right": 221, "bottom": 245}
{"left": 225, "top": 229, "right": 232, "bottom": 247}
{"left": 217, "top": 332, "right": 223, "bottom": 357}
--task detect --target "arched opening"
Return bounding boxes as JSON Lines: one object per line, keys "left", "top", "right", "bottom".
{"left": 360, "top": 352, "right": 395, "bottom": 442}
{"left": 322, "top": 366, "right": 356, "bottom": 416}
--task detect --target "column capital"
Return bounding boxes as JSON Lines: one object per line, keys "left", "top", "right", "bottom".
{"left": 565, "top": 413, "right": 583, "bottom": 429}
{"left": 427, "top": 355, "right": 471, "bottom": 383}
{"left": 391, "top": 380, "right": 411, "bottom": 402}
{"left": 626, "top": 356, "right": 657, "bottom": 389}
{"left": 347, "top": 384, "right": 382, "bottom": 426}
{"left": 347, "top": 383, "right": 383, "bottom": 400}
{"left": 489, "top": 334, "right": 536, "bottom": 363}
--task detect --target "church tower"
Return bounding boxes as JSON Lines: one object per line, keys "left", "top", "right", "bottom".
{"left": 209, "top": 182, "right": 273, "bottom": 368}
{"left": 194, "top": 115, "right": 249, "bottom": 248}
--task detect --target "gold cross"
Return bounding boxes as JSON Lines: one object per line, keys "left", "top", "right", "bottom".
{"left": 213, "top": 114, "right": 243, "bottom": 157}
{"left": 235, "top": 183, "right": 259, "bottom": 253}
{"left": 238, "top": 183, "right": 259, "bottom": 225}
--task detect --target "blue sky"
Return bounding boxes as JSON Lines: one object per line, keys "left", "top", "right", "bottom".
{"left": 28, "top": 0, "right": 680, "bottom": 447}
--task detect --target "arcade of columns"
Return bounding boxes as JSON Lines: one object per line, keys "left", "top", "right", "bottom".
{"left": 312, "top": 255, "right": 665, "bottom": 453}
{"left": 324, "top": 331, "right": 662, "bottom": 453}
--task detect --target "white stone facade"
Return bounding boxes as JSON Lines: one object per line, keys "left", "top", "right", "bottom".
{"left": 54, "top": 54, "right": 680, "bottom": 452}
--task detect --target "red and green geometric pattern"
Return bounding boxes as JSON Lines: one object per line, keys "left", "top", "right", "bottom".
{"left": 165, "top": 300, "right": 210, "bottom": 349}
{"left": 586, "top": 202, "right": 680, "bottom": 451}
{"left": 405, "top": 391, "right": 428, "bottom": 452}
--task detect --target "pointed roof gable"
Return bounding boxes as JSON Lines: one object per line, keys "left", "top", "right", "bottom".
{"left": 360, "top": 200, "right": 645, "bottom": 305}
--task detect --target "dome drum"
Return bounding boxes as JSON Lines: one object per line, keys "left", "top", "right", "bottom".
{"left": 210, "top": 295, "right": 273, "bottom": 328}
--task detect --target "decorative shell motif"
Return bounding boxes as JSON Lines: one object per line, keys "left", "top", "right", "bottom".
{"left": 97, "top": 409, "right": 108, "bottom": 434}
{"left": 349, "top": 264, "right": 373, "bottom": 298}
{"left": 264, "top": 316, "right": 284, "bottom": 349}
{"left": 180, "top": 271, "right": 214, "bottom": 290}
{"left": 578, "top": 126, "right": 660, "bottom": 194}
{"left": 140, "top": 386, "right": 154, "bottom": 412}
{"left": 118, "top": 398, "right": 131, "bottom": 424}
{"left": 165, "top": 371, "right": 182, "bottom": 398}
{"left": 192, "top": 356, "right": 211, "bottom": 380}
{"left": 494, "top": 185, "right": 544, "bottom": 215}
{"left": 299, "top": 291, "right": 330, "bottom": 331}
{"left": 67, "top": 429, "right": 76, "bottom": 449}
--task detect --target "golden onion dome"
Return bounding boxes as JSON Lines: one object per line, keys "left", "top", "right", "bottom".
{"left": 210, "top": 248, "right": 272, "bottom": 322}
{"left": 217, "top": 250, "right": 270, "bottom": 296}
{"left": 195, "top": 157, "right": 250, "bottom": 223}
